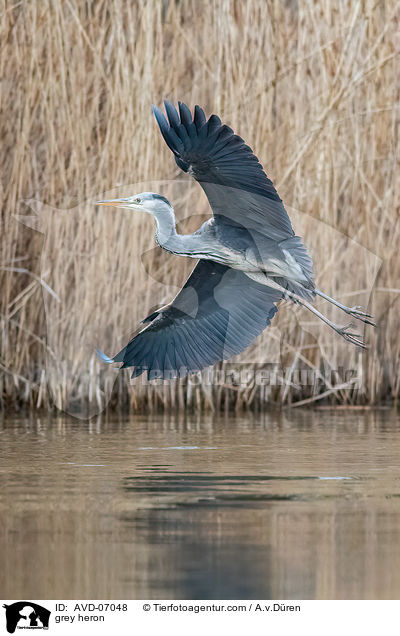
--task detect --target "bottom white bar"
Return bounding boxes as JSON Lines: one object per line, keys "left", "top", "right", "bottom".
{"left": 1, "top": 599, "right": 398, "bottom": 635}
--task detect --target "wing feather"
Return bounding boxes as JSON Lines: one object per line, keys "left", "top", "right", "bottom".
{"left": 107, "top": 260, "right": 282, "bottom": 378}
{"left": 152, "top": 101, "right": 295, "bottom": 241}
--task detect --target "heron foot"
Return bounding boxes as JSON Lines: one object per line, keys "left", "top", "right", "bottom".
{"left": 346, "top": 305, "right": 376, "bottom": 327}
{"left": 335, "top": 322, "right": 367, "bottom": 349}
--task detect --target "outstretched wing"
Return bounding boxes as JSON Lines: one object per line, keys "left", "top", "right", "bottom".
{"left": 105, "top": 261, "right": 282, "bottom": 379}
{"left": 153, "top": 100, "right": 295, "bottom": 241}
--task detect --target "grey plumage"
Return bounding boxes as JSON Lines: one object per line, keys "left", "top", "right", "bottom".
{"left": 114, "top": 260, "right": 281, "bottom": 380}
{"left": 96, "top": 101, "right": 375, "bottom": 379}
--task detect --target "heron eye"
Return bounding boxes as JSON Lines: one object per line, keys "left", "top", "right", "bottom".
{"left": 134, "top": 197, "right": 141, "bottom": 204}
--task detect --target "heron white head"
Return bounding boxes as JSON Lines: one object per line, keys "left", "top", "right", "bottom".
{"left": 96, "top": 191, "right": 177, "bottom": 247}
{"left": 95, "top": 191, "right": 173, "bottom": 217}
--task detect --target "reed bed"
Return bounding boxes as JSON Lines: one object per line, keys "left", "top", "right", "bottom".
{"left": 1, "top": 0, "right": 399, "bottom": 415}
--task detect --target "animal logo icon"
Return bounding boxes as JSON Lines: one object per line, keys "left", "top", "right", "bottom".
{"left": 2, "top": 602, "right": 50, "bottom": 633}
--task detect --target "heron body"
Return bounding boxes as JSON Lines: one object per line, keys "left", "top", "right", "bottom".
{"left": 96, "top": 101, "right": 374, "bottom": 379}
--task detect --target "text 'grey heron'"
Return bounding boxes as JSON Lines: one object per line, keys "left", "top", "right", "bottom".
{"left": 96, "top": 101, "right": 375, "bottom": 379}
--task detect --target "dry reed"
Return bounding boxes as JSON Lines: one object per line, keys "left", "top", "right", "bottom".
{"left": 0, "top": 0, "right": 399, "bottom": 415}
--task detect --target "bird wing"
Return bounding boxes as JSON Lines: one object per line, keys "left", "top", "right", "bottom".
{"left": 106, "top": 260, "right": 282, "bottom": 379}
{"left": 153, "top": 101, "right": 294, "bottom": 241}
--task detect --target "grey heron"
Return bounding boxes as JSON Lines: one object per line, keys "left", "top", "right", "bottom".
{"left": 96, "top": 101, "right": 375, "bottom": 379}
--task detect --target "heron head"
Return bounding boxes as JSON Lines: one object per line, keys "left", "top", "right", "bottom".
{"left": 95, "top": 192, "right": 173, "bottom": 217}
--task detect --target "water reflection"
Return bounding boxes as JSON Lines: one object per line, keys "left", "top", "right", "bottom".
{"left": 0, "top": 409, "right": 399, "bottom": 599}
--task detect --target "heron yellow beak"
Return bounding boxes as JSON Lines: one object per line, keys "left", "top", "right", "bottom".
{"left": 95, "top": 198, "right": 128, "bottom": 207}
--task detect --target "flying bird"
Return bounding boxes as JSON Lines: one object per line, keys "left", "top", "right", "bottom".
{"left": 96, "top": 101, "right": 375, "bottom": 379}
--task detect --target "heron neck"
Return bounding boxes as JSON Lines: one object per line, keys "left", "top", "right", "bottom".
{"left": 154, "top": 209, "right": 184, "bottom": 254}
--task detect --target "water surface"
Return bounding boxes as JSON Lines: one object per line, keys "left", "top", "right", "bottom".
{"left": 0, "top": 409, "right": 399, "bottom": 599}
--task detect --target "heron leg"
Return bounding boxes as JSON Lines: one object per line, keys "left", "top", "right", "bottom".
{"left": 290, "top": 297, "right": 367, "bottom": 349}
{"left": 314, "top": 289, "right": 375, "bottom": 326}
{"left": 259, "top": 277, "right": 367, "bottom": 349}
